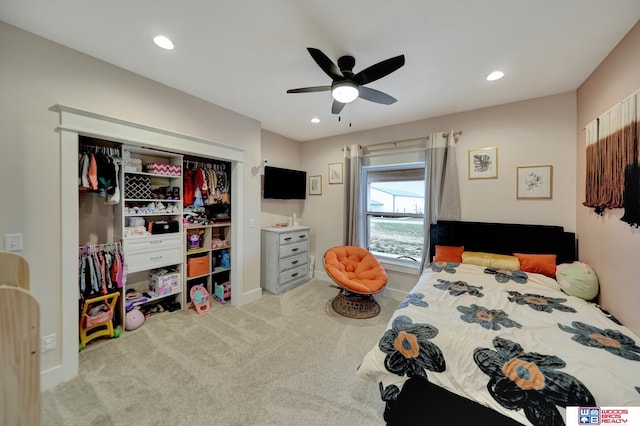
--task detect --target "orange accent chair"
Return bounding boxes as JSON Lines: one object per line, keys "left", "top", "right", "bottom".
{"left": 323, "top": 246, "right": 387, "bottom": 318}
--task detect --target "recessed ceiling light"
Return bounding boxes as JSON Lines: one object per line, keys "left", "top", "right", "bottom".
{"left": 487, "top": 71, "right": 504, "bottom": 81}
{"left": 153, "top": 35, "right": 174, "bottom": 50}
{"left": 311, "top": 118, "right": 320, "bottom": 124}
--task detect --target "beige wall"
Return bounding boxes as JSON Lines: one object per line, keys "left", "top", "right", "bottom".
{"left": 259, "top": 130, "right": 306, "bottom": 228}
{"left": 298, "top": 92, "right": 577, "bottom": 294}
{"left": 0, "top": 21, "right": 263, "bottom": 389}
{"left": 577, "top": 20, "right": 640, "bottom": 334}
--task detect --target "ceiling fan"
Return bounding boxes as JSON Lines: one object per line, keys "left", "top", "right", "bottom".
{"left": 287, "top": 47, "right": 405, "bottom": 114}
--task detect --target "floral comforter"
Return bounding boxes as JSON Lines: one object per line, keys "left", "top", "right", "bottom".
{"left": 356, "top": 262, "right": 640, "bottom": 426}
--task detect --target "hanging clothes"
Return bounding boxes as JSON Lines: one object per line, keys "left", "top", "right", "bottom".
{"left": 78, "top": 243, "right": 124, "bottom": 300}
{"left": 78, "top": 145, "right": 122, "bottom": 204}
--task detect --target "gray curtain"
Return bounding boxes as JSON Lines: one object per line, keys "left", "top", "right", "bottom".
{"left": 420, "top": 131, "right": 461, "bottom": 269}
{"left": 344, "top": 144, "right": 363, "bottom": 245}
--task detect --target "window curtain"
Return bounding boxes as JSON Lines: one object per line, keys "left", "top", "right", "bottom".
{"left": 420, "top": 130, "right": 461, "bottom": 270}
{"left": 584, "top": 90, "right": 639, "bottom": 225}
{"left": 344, "top": 144, "right": 363, "bottom": 245}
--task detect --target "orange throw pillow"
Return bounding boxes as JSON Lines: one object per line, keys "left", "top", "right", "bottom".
{"left": 514, "top": 253, "right": 557, "bottom": 278}
{"left": 434, "top": 245, "right": 464, "bottom": 262}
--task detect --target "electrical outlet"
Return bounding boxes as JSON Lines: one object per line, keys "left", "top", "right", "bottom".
{"left": 42, "top": 334, "right": 56, "bottom": 353}
{"left": 4, "top": 233, "right": 23, "bottom": 252}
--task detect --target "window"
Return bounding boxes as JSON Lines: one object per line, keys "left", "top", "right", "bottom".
{"left": 363, "top": 163, "right": 425, "bottom": 267}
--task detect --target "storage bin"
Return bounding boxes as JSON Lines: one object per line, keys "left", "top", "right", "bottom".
{"left": 144, "top": 162, "right": 181, "bottom": 176}
{"left": 147, "top": 220, "right": 180, "bottom": 234}
{"left": 187, "top": 253, "right": 209, "bottom": 278}
{"left": 124, "top": 175, "right": 152, "bottom": 199}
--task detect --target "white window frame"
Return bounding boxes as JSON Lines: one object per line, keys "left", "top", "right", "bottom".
{"left": 361, "top": 162, "right": 425, "bottom": 274}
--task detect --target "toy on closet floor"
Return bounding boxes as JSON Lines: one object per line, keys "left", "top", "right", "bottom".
{"left": 189, "top": 284, "right": 211, "bottom": 314}
{"left": 79, "top": 292, "right": 120, "bottom": 351}
{"left": 214, "top": 281, "right": 231, "bottom": 305}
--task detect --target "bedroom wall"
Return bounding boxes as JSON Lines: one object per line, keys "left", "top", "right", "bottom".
{"left": 576, "top": 19, "right": 640, "bottom": 334}
{"left": 299, "top": 92, "right": 577, "bottom": 294}
{"left": 0, "top": 21, "right": 263, "bottom": 388}
{"left": 259, "top": 130, "right": 305, "bottom": 228}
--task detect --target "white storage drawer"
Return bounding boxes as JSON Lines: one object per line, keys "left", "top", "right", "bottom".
{"left": 124, "top": 234, "right": 183, "bottom": 273}
{"left": 278, "top": 264, "right": 309, "bottom": 285}
{"left": 279, "top": 230, "right": 309, "bottom": 245}
{"left": 124, "top": 234, "right": 182, "bottom": 252}
{"left": 126, "top": 247, "right": 182, "bottom": 273}
{"left": 279, "top": 241, "right": 308, "bottom": 258}
{"left": 279, "top": 253, "right": 308, "bottom": 272}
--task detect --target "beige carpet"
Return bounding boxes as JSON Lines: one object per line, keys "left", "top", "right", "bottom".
{"left": 41, "top": 279, "right": 398, "bottom": 426}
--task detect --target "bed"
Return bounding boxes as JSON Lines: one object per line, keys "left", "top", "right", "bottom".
{"left": 356, "top": 220, "right": 640, "bottom": 425}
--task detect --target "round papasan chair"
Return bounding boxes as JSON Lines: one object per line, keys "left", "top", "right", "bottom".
{"left": 323, "top": 245, "right": 388, "bottom": 318}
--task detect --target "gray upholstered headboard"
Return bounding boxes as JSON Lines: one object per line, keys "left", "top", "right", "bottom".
{"left": 429, "top": 220, "right": 577, "bottom": 264}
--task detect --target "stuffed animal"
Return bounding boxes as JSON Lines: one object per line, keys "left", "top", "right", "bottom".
{"left": 187, "top": 230, "right": 205, "bottom": 250}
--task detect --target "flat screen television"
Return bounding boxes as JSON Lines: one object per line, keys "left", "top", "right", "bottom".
{"left": 263, "top": 166, "right": 307, "bottom": 200}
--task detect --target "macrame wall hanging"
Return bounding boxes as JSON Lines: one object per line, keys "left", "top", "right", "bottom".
{"left": 583, "top": 90, "right": 640, "bottom": 227}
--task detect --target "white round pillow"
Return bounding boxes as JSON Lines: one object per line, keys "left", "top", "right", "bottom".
{"left": 556, "top": 261, "right": 599, "bottom": 300}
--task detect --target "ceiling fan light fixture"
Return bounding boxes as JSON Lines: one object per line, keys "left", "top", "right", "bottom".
{"left": 332, "top": 81, "right": 359, "bottom": 103}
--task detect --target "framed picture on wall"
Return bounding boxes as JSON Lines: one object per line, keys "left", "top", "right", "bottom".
{"left": 309, "top": 175, "right": 322, "bottom": 195}
{"left": 328, "top": 162, "right": 343, "bottom": 184}
{"left": 516, "top": 165, "right": 553, "bottom": 199}
{"left": 468, "top": 147, "right": 498, "bottom": 179}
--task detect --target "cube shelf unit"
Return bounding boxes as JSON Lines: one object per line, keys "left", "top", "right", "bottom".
{"left": 184, "top": 222, "right": 231, "bottom": 306}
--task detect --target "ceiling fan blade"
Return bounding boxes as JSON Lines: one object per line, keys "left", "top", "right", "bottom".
{"left": 358, "top": 86, "right": 397, "bottom": 105}
{"left": 307, "top": 47, "right": 343, "bottom": 80}
{"left": 352, "top": 55, "right": 405, "bottom": 85}
{"left": 331, "top": 99, "right": 346, "bottom": 114}
{"left": 287, "top": 86, "right": 331, "bottom": 94}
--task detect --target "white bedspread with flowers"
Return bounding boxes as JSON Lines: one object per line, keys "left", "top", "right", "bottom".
{"left": 356, "top": 262, "right": 640, "bottom": 426}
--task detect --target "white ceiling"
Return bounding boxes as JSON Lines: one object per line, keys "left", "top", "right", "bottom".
{"left": 1, "top": 1, "right": 640, "bottom": 141}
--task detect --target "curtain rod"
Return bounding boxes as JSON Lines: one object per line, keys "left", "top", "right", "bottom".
{"left": 363, "top": 130, "right": 464, "bottom": 149}
{"left": 341, "top": 130, "right": 463, "bottom": 151}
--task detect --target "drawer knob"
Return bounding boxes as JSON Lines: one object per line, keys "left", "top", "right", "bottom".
{"left": 150, "top": 256, "right": 163, "bottom": 261}
{"left": 291, "top": 260, "right": 299, "bottom": 265}
{"left": 284, "top": 237, "right": 292, "bottom": 241}
{"left": 291, "top": 273, "right": 299, "bottom": 278}
{"left": 291, "top": 248, "right": 299, "bottom": 252}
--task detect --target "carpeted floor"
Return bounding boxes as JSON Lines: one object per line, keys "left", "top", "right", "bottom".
{"left": 41, "top": 279, "right": 398, "bottom": 426}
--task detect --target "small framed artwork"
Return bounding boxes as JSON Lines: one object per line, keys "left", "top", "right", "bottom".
{"left": 516, "top": 165, "right": 553, "bottom": 199}
{"left": 309, "top": 175, "right": 322, "bottom": 195}
{"left": 328, "top": 162, "right": 343, "bottom": 184}
{"left": 468, "top": 147, "right": 498, "bottom": 179}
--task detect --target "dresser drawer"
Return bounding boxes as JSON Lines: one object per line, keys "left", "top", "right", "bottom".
{"left": 124, "top": 234, "right": 182, "bottom": 253}
{"left": 279, "top": 241, "right": 308, "bottom": 258}
{"left": 126, "top": 246, "right": 182, "bottom": 273}
{"left": 278, "top": 253, "right": 308, "bottom": 272}
{"left": 278, "top": 264, "right": 309, "bottom": 285}
{"left": 279, "top": 230, "right": 309, "bottom": 245}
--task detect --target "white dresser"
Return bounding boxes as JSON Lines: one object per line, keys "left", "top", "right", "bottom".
{"left": 261, "top": 226, "right": 310, "bottom": 295}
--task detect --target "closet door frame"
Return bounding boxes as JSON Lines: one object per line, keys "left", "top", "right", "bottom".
{"left": 56, "top": 105, "right": 245, "bottom": 390}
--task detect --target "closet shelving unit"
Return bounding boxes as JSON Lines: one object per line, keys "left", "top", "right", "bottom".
{"left": 182, "top": 157, "right": 232, "bottom": 307}
{"left": 120, "top": 146, "right": 184, "bottom": 314}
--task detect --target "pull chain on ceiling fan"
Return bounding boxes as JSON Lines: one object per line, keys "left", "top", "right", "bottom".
{"left": 287, "top": 47, "right": 405, "bottom": 114}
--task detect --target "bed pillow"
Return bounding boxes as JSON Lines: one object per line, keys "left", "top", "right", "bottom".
{"left": 462, "top": 251, "right": 520, "bottom": 270}
{"left": 556, "top": 261, "right": 599, "bottom": 300}
{"left": 514, "top": 253, "right": 557, "bottom": 278}
{"left": 434, "top": 245, "right": 464, "bottom": 262}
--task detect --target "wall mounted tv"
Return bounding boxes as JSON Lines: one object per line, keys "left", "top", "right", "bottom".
{"left": 263, "top": 166, "right": 307, "bottom": 200}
